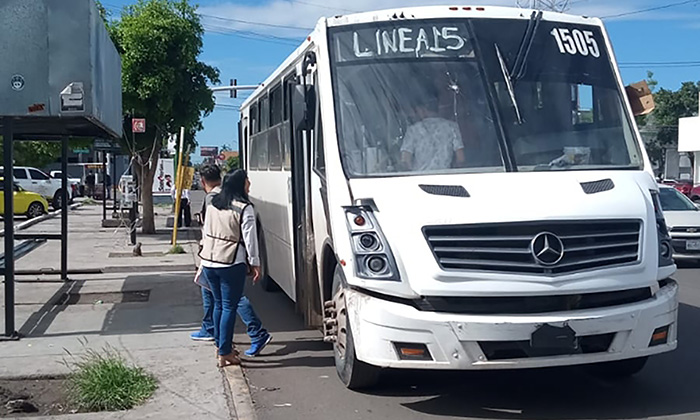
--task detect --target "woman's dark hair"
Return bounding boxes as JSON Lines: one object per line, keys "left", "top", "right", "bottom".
{"left": 211, "top": 169, "right": 249, "bottom": 210}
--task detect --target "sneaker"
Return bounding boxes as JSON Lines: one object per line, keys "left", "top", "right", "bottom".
{"left": 190, "top": 331, "right": 215, "bottom": 342}
{"left": 245, "top": 334, "right": 272, "bottom": 357}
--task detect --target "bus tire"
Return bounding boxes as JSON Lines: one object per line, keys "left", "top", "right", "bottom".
{"left": 332, "top": 264, "right": 380, "bottom": 390}
{"left": 588, "top": 356, "right": 648, "bottom": 380}
{"left": 257, "top": 227, "right": 278, "bottom": 292}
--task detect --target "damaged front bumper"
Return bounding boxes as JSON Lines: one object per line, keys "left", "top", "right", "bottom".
{"left": 347, "top": 280, "right": 678, "bottom": 370}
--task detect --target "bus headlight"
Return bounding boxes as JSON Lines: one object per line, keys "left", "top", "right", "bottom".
{"left": 345, "top": 206, "right": 400, "bottom": 281}
{"left": 650, "top": 190, "right": 674, "bottom": 267}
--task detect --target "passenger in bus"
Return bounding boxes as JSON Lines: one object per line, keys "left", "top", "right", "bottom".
{"left": 199, "top": 169, "right": 262, "bottom": 367}
{"left": 192, "top": 165, "right": 273, "bottom": 359}
{"left": 400, "top": 100, "right": 465, "bottom": 172}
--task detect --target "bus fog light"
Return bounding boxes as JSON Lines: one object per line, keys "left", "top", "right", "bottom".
{"left": 367, "top": 256, "right": 387, "bottom": 273}
{"left": 660, "top": 241, "right": 672, "bottom": 259}
{"left": 359, "top": 233, "right": 379, "bottom": 250}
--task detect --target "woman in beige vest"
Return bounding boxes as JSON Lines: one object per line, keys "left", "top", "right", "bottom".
{"left": 199, "top": 169, "right": 261, "bottom": 367}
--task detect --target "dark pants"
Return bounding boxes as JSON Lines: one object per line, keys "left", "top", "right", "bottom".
{"left": 203, "top": 264, "right": 247, "bottom": 356}
{"left": 177, "top": 198, "right": 191, "bottom": 227}
{"left": 199, "top": 271, "right": 268, "bottom": 343}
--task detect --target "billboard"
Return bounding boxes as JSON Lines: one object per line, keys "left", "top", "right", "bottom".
{"left": 153, "top": 158, "right": 175, "bottom": 193}
{"left": 200, "top": 146, "right": 219, "bottom": 157}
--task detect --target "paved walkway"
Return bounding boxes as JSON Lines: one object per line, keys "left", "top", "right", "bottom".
{"left": 0, "top": 203, "right": 236, "bottom": 419}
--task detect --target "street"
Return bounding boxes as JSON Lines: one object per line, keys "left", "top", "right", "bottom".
{"left": 238, "top": 262, "right": 700, "bottom": 420}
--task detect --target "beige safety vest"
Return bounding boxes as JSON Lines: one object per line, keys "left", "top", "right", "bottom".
{"left": 199, "top": 200, "right": 248, "bottom": 265}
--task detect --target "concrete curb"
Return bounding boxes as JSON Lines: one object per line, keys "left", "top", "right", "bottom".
{"left": 223, "top": 365, "right": 257, "bottom": 420}
{"left": 0, "top": 202, "right": 83, "bottom": 236}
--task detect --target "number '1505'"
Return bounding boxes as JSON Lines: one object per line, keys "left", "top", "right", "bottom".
{"left": 551, "top": 28, "right": 600, "bottom": 58}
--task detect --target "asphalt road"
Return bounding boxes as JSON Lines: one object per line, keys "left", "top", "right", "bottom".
{"left": 239, "top": 265, "right": 700, "bottom": 420}
{"left": 186, "top": 189, "right": 700, "bottom": 420}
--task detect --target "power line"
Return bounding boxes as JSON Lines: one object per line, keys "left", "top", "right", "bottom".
{"left": 290, "top": 0, "right": 360, "bottom": 13}
{"left": 199, "top": 13, "right": 313, "bottom": 31}
{"left": 601, "top": 0, "right": 700, "bottom": 19}
{"left": 203, "top": 24, "right": 302, "bottom": 46}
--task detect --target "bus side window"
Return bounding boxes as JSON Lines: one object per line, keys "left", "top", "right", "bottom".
{"left": 261, "top": 95, "right": 270, "bottom": 131}
{"left": 256, "top": 133, "right": 269, "bottom": 171}
{"left": 251, "top": 103, "right": 258, "bottom": 135}
{"left": 269, "top": 131, "right": 282, "bottom": 170}
{"left": 270, "top": 84, "right": 283, "bottom": 127}
{"left": 249, "top": 134, "right": 259, "bottom": 170}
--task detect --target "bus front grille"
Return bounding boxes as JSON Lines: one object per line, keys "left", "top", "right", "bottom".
{"left": 423, "top": 220, "right": 642, "bottom": 275}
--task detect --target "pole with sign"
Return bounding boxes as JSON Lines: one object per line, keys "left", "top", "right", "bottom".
{"left": 172, "top": 127, "right": 186, "bottom": 246}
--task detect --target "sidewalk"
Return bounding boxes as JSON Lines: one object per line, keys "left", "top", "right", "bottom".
{"left": 0, "top": 204, "right": 236, "bottom": 419}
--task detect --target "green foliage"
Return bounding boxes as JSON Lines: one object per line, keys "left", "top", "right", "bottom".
{"left": 109, "top": 0, "right": 219, "bottom": 150}
{"left": 0, "top": 138, "right": 97, "bottom": 168}
{"left": 107, "top": 0, "right": 219, "bottom": 233}
{"left": 64, "top": 343, "right": 157, "bottom": 412}
{"left": 637, "top": 71, "right": 699, "bottom": 168}
{"left": 225, "top": 155, "right": 240, "bottom": 172}
{"left": 168, "top": 244, "right": 186, "bottom": 254}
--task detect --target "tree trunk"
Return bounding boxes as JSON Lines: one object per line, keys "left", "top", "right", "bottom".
{"left": 136, "top": 146, "right": 160, "bottom": 234}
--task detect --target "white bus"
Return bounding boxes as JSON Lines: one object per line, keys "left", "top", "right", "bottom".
{"left": 239, "top": 6, "right": 678, "bottom": 389}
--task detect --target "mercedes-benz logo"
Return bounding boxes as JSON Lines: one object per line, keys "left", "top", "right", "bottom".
{"left": 531, "top": 232, "right": 565, "bottom": 266}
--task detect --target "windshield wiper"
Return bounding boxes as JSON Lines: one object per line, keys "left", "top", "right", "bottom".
{"left": 511, "top": 11, "right": 543, "bottom": 81}
{"left": 494, "top": 11, "right": 544, "bottom": 125}
{"left": 495, "top": 44, "right": 523, "bottom": 124}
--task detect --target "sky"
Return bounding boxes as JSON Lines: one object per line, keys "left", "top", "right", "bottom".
{"left": 101, "top": 0, "right": 700, "bottom": 162}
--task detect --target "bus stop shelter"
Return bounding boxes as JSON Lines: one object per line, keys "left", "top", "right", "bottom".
{"left": 0, "top": 0, "right": 122, "bottom": 340}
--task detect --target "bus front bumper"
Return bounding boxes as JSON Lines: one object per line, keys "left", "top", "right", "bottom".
{"left": 347, "top": 280, "right": 678, "bottom": 370}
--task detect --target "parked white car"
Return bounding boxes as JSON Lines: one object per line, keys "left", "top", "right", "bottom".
{"left": 49, "top": 171, "right": 82, "bottom": 198}
{"left": 659, "top": 184, "right": 700, "bottom": 262}
{"left": 0, "top": 166, "right": 71, "bottom": 210}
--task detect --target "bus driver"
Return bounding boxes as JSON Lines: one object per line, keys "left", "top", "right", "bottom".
{"left": 400, "top": 99, "right": 465, "bottom": 172}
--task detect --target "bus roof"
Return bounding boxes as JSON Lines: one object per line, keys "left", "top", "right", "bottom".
{"left": 240, "top": 5, "right": 604, "bottom": 109}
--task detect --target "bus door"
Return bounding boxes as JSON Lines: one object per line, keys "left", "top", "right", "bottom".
{"left": 290, "top": 52, "right": 323, "bottom": 327}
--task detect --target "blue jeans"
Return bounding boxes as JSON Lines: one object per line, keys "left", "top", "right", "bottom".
{"left": 203, "top": 264, "right": 247, "bottom": 356}
{"left": 199, "top": 269, "right": 268, "bottom": 344}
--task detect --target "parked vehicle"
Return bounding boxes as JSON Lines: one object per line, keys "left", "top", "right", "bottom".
{"left": 659, "top": 185, "right": 700, "bottom": 262}
{"left": 0, "top": 166, "right": 70, "bottom": 210}
{"left": 661, "top": 179, "right": 693, "bottom": 197}
{"left": 240, "top": 6, "right": 679, "bottom": 388}
{"left": 0, "top": 179, "right": 49, "bottom": 219}
{"left": 49, "top": 171, "right": 81, "bottom": 198}
{"left": 690, "top": 185, "right": 700, "bottom": 203}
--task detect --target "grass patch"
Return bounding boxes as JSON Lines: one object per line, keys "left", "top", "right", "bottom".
{"left": 168, "top": 244, "right": 186, "bottom": 254}
{"left": 63, "top": 343, "right": 157, "bottom": 412}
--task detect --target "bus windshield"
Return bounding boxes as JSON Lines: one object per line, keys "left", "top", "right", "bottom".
{"left": 329, "top": 18, "right": 643, "bottom": 177}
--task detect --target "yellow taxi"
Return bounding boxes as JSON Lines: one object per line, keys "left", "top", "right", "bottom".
{"left": 0, "top": 179, "right": 50, "bottom": 219}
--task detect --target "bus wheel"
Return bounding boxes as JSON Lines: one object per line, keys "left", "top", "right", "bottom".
{"left": 331, "top": 264, "right": 380, "bottom": 390}
{"left": 588, "top": 356, "right": 648, "bottom": 380}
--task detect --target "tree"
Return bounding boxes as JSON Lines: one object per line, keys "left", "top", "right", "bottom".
{"left": 225, "top": 155, "right": 240, "bottom": 172}
{"left": 637, "top": 72, "right": 699, "bottom": 171}
{"left": 108, "top": 0, "right": 219, "bottom": 233}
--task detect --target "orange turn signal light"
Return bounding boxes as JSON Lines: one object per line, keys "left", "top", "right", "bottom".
{"left": 649, "top": 325, "right": 670, "bottom": 347}
{"left": 394, "top": 343, "right": 432, "bottom": 361}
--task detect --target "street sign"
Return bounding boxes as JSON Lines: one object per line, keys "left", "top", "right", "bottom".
{"left": 94, "top": 138, "right": 121, "bottom": 152}
{"left": 132, "top": 118, "right": 146, "bottom": 133}
{"left": 200, "top": 146, "right": 218, "bottom": 157}
{"left": 73, "top": 147, "right": 90, "bottom": 154}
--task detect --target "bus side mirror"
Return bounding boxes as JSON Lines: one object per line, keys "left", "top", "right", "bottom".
{"left": 292, "top": 84, "right": 316, "bottom": 131}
